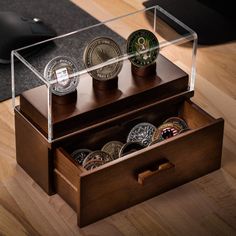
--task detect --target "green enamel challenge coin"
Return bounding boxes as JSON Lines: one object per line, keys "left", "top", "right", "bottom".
{"left": 127, "top": 29, "right": 159, "bottom": 67}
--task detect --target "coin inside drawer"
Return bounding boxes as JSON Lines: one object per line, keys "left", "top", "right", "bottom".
{"left": 54, "top": 97, "right": 224, "bottom": 227}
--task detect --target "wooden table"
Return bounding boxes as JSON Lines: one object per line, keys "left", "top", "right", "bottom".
{"left": 0, "top": 1, "right": 236, "bottom": 235}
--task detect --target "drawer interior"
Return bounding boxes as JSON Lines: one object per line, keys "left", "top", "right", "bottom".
{"left": 55, "top": 97, "right": 216, "bottom": 174}
{"left": 53, "top": 96, "right": 223, "bottom": 225}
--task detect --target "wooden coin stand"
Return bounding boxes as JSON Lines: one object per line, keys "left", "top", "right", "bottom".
{"left": 52, "top": 90, "right": 77, "bottom": 105}
{"left": 93, "top": 77, "right": 118, "bottom": 91}
{"left": 14, "top": 54, "right": 224, "bottom": 227}
{"left": 131, "top": 62, "right": 157, "bottom": 77}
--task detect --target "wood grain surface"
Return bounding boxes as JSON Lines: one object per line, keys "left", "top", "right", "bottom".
{"left": 0, "top": 0, "right": 236, "bottom": 235}
{"left": 53, "top": 97, "right": 223, "bottom": 227}
{"left": 20, "top": 55, "right": 188, "bottom": 138}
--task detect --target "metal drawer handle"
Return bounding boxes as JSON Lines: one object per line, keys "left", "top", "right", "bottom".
{"left": 137, "top": 161, "right": 175, "bottom": 185}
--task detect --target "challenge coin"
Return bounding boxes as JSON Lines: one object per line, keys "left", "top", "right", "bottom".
{"left": 119, "top": 142, "right": 145, "bottom": 158}
{"left": 82, "top": 150, "right": 113, "bottom": 167}
{"left": 101, "top": 141, "right": 124, "bottom": 160}
{"left": 83, "top": 159, "right": 105, "bottom": 170}
{"left": 83, "top": 37, "right": 123, "bottom": 81}
{"left": 127, "top": 29, "right": 159, "bottom": 67}
{"left": 163, "top": 117, "right": 189, "bottom": 130}
{"left": 71, "top": 149, "right": 92, "bottom": 165}
{"left": 127, "top": 122, "right": 156, "bottom": 146}
{"left": 44, "top": 56, "right": 79, "bottom": 96}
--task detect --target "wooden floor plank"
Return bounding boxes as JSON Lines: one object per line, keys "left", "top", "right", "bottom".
{"left": 1, "top": 168, "right": 236, "bottom": 235}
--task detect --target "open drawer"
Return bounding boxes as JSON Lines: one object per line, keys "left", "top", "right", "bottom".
{"left": 54, "top": 94, "right": 224, "bottom": 227}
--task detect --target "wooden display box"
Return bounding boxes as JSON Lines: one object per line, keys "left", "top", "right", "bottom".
{"left": 14, "top": 55, "right": 224, "bottom": 227}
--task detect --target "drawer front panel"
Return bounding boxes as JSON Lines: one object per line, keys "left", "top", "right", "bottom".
{"left": 54, "top": 148, "right": 81, "bottom": 186}
{"left": 78, "top": 119, "right": 224, "bottom": 226}
{"left": 54, "top": 169, "right": 78, "bottom": 211}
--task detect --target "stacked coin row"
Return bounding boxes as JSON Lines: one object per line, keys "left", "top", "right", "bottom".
{"left": 71, "top": 141, "right": 124, "bottom": 171}
{"left": 44, "top": 29, "right": 159, "bottom": 96}
{"left": 124, "top": 117, "right": 189, "bottom": 149}
{"left": 71, "top": 117, "right": 189, "bottom": 171}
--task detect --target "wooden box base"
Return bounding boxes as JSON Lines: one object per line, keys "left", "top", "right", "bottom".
{"left": 15, "top": 91, "right": 224, "bottom": 227}
{"left": 53, "top": 93, "right": 224, "bottom": 227}
{"left": 14, "top": 55, "right": 224, "bottom": 227}
{"left": 19, "top": 55, "right": 188, "bottom": 138}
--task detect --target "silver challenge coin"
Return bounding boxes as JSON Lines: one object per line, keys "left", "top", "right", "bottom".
{"left": 119, "top": 142, "right": 145, "bottom": 158}
{"left": 127, "top": 122, "right": 156, "bottom": 147}
{"left": 44, "top": 56, "right": 79, "bottom": 96}
{"left": 151, "top": 122, "right": 182, "bottom": 144}
{"left": 83, "top": 160, "right": 105, "bottom": 171}
{"left": 82, "top": 150, "right": 113, "bottom": 167}
{"left": 71, "top": 149, "right": 92, "bottom": 165}
{"left": 83, "top": 37, "right": 123, "bottom": 81}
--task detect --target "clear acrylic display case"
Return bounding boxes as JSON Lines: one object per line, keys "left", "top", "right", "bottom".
{"left": 11, "top": 5, "right": 197, "bottom": 142}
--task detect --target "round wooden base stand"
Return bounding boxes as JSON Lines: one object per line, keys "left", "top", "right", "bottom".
{"left": 52, "top": 90, "right": 77, "bottom": 105}
{"left": 131, "top": 62, "right": 156, "bottom": 78}
{"left": 93, "top": 77, "right": 118, "bottom": 92}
